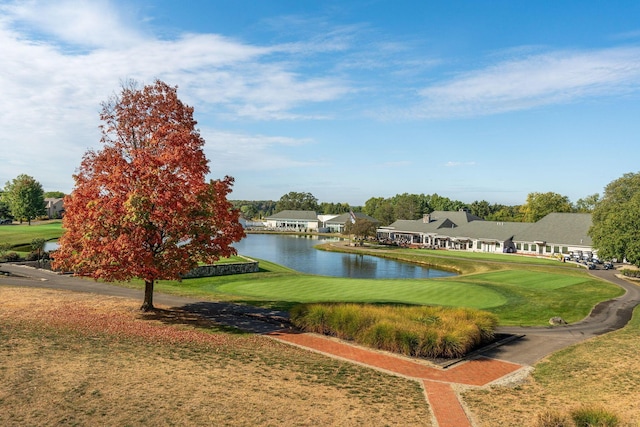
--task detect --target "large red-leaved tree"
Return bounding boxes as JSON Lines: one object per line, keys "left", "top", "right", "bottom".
{"left": 53, "top": 80, "right": 245, "bottom": 311}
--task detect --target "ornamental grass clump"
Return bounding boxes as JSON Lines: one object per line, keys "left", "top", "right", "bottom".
{"left": 571, "top": 406, "right": 621, "bottom": 426}
{"left": 535, "top": 405, "right": 623, "bottom": 427}
{"left": 290, "top": 303, "right": 498, "bottom": 359}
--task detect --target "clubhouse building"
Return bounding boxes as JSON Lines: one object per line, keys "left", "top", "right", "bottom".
{"left": 262, "top": 209, "right": 595, "bottom": 258}
{"left": 376, "top": 210, "right": 594, "bottom": 257}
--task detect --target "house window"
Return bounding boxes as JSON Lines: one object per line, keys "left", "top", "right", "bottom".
{"left": 476, "top": 241, "right": 481, "bottom": 249}
{"left": 523, "top": 243, "right": 529, "bottom": 251}
{"left": 531, "top": 244, "right": 537, "bottom": 251}
{"left": 562, "top": 247, "right": 569, "bottom": 254}
{"left": 516, "top": 243, "right": 521, "bottom": 250}
{"left": 553, "top": 246, "right": 560, "bottom": 253}
{"left": 546, "top": 245, "right": 551, "bottom": 253}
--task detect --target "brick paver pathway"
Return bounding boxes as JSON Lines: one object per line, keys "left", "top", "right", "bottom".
{"left": 268, "top": 330, "right": 524, "bottom": 427}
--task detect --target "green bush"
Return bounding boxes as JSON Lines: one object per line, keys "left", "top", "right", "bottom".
{"left": 290, "top": 303, "right": 498, "bottom": 359}
{"left": 571, "top": 406, "right": 621, "bottom": 426}
{"left": 4, "top": 252, "right": 20, "bottom": 262}
{"left": 26, "top": 251, "right": 40, "bottom": 261}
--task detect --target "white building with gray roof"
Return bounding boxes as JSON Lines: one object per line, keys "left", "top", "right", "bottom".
{"left": 264, "top": 210, "right": 319, "bottom": 231}
{"left": 377, "top": 210, "right": 594, "bottom": 257}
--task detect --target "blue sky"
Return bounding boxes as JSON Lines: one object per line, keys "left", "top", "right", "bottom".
{"left": 1, "top": 0, "right": 639, "bottom": 206}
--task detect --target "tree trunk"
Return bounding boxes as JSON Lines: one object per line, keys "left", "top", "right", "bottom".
{"left": 140, "top": 279, "right": 155, "bottom": 311}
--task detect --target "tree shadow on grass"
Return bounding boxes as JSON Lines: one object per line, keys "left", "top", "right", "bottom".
{"left": 138, "top": 307, "right": 248, "bottom": 335}
{"left": 141, "top": 301, "right": 293, "bottom": 335}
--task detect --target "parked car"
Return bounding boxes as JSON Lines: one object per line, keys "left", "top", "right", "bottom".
{"left": 0, "top": 218, "right": 12, "bottom": 225}
{"left": 603, "top": 262, "right": 615, "bottom": 270}
{"left": 587, "top": 262, "right": 597, "bottom": 270}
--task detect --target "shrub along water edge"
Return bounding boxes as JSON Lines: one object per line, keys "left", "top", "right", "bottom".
{"left": 290, "top": 303, "right": 498, "bottom": 359}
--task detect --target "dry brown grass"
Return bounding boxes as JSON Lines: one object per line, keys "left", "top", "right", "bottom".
{"left": 0, "top": 286, "right": 431, "bottom": 426}
{"left": 462, "top": 308, "right": 640, "bottom": 426}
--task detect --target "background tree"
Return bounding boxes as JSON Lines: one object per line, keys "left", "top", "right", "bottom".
{"left": 231, "top": 200, "right": 276, "bottom": 219}
{"left": 30, "top": 238, "right": 46, "bottom": 267}
{"left": 426, "top": 193, "right": 465, "bottom": 212}
{"left": 44, "top": 191, "right": 66, "bottom": 199}
{"left": 363, "top": 197, "right": 384, "bottom": 217}
{"left": 486, "top": 204, "right": 523, "bottom": 222}
{"left": 392, "top": 193, "right": 421, "bottom": 220}
{"left": 275, "top": 191, "right": 319, "bottom": 212}
{"left": 575, "top": 193, "right": 600, "bottom": 213}
{"left": 0, "top": 196, "right": 12, "bottom": 220}
{"left": 520, "top": 191, "right": 573, "bottom": 223}
{"left": 241, "top": 204, "right": 259, "bottom": 220}
{"left": 319, "top": 201, "right": 352, "bottom": 215}
{"left": 52, "top": 80, "right": 245, "bottom": 311}
{"left": 590, "top": 172, "right": 640, "bottom": 266}
{"left": 343, "top": 217, "right": 377, "bottom": 243}
{"left": 373, "top": 199, "right": 395, "bottom": 226}
{"left": 469, "top": 200, "right": 492, "bottom": 219}
{"left": 2, "top": 174, "right": 45, "bottom": 225}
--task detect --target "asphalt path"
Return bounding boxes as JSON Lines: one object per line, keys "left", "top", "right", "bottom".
{"left": 485, "top": 267, "right": 640, "bottom": 365}
{"left": 1, "top": 263, "right": 639, "bottom": 366}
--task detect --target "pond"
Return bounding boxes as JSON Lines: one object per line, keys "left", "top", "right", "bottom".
{"left": 44, "top": 234, "right": 456, "bottom": 279}
{"left": 233, "top": 234, "right": 455, "bottom": 279}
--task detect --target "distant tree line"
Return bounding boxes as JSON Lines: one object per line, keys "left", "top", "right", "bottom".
{"left": 232, "top": 191, "right": 363, "bottom": 220}
{"left": 232, "top": 190, "right": 601, "bottom": 227}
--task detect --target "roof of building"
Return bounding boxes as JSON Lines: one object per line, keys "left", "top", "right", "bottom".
{"left": 449, "top": 220, "right": 530, "bottom": 241}
{"left": 383, "top": 210, "right": 482, "bottom": 234}
{"left": 326, "top": 212, "right": 379, "bottom": 225}
{"left": 428, "top": 210, "right": 483, "bottom": 225}
{"left": 513, "top": 212, "right": 593, "bottom": 246}
{"left": 380, "top": 211, "right": 593, "bottom": 247}
{"left": 265, "top": 210, "right": 319, "bottom": 221}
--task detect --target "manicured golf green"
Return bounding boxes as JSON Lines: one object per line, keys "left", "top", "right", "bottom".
{"left": 216, "top": 275, "right": 507, "bottom": 308}
{"left": 152, "top": 261, "right": 622, "bottom": 326}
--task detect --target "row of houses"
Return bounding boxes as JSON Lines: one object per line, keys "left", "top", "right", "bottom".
{"left": 261, "top": 209, "right": 595, "bottom": 257}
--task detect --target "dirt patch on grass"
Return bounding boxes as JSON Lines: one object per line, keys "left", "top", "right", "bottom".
{"left": 0, "top": 286, "right": 431, "bottom": 426}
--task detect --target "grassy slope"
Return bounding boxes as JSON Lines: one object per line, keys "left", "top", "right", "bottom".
{"left": 0, "top": 287, "right": 431, "bottom": 426}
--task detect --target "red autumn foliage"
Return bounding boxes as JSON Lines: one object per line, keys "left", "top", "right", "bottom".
{"left": 53, "top": 80, "right": 245, "bottom": 310}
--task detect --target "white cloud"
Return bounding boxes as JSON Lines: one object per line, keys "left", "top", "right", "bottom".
{"left": 445, "top": 161, "right": 476, "bottom": 167}
{"left": 0, "top": 0, "right": 351, "bottom": 191}
{"left": 412, "top": 47, "right": 640, "bottom": 118}
{"left": 1, "top": 0, "right": 144, "bottom": 49}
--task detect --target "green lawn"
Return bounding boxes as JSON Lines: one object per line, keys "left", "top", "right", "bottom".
{"left": 147, "top": 260, "right": 622, "bottom": 326}
{"left": 0, "top": 221, "right": 64, "bottom": 251}
{"left": 1, "top": 224, "right": 623, "bottom": 327}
